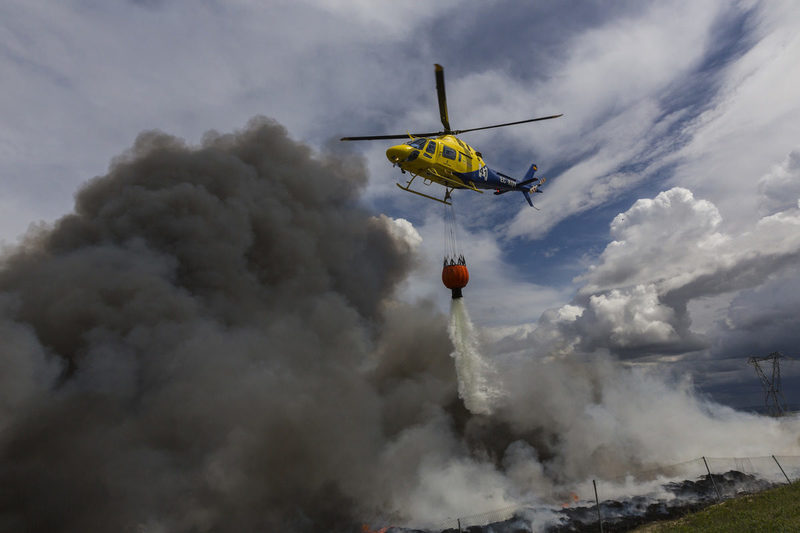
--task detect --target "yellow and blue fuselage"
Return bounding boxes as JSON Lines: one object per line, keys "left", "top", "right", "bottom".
{"left": 386, "top": 135, "right": 541, "bottom": 206}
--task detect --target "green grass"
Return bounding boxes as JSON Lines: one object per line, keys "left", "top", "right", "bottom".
{"left": 634, "top": 481, "right": 800, "bottom": 532}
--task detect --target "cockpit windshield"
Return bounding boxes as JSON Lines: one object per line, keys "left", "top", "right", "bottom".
{"left": 406, "top": 138, "right": 427, "bottom": 149}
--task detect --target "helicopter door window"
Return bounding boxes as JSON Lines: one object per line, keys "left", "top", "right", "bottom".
{"left": 426, "top": 141, "right": 437, "bottom": 155}
{"left": 420, "top": 140, "right": 433, "bottom": 159}
{"left": 442, "top": 146, "right": 457, "bottom": 160}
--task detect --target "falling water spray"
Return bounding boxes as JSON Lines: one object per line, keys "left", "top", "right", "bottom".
{"left": 448, "top": 297, "right": 499, "bottom": 415}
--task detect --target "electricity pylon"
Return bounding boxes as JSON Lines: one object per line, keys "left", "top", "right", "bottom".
{"left": 747, "top": 352, "right": 787, "bottom": 416}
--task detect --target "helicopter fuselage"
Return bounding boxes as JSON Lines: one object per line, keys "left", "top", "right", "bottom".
{"left": 341, "top": 64, "right": 558, "bottom": 207}
{"left": 386, "top": 135, "right": 542, "bottom": 205}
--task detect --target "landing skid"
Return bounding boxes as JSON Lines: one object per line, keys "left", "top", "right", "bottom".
{"left": 396, "top": 182, "right": 453, "bottom": 205}
{"left": 396, "top": 170, "right": 484, "bottom": 205}
{"left": 397, "top": 173, "right": 454, "bottom": 205}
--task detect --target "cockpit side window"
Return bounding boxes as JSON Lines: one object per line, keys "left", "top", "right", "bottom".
{"left": 426, "top": 141, "right": 437, "bottom": 155}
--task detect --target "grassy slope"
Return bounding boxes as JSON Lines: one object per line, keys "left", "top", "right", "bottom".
{"left": 633, "top": 482, "right": 800, "bottom": 532}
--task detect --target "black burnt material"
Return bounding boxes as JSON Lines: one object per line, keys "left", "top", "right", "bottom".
{"left": 427, "top": 471, "right": 779, "bottom": 533}
{"left": 548, "top": 471, "right": 777, "bottom": 533}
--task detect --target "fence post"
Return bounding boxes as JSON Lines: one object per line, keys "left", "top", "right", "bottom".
{"left": 773, "top": 455, "right": 792, "bottom": 484}
{"left": 702, "top": 456, "right": 722, "bottom": 501}
{"left": 457, "top": 518, "right": 462, "bottom": 533}
{"left": 593, "top": 479, "right": 604, "bottom": 533}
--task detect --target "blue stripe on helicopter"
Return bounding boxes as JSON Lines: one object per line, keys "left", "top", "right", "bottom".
{"left": 456, "top": 166, "right": 518, "bottom": 189}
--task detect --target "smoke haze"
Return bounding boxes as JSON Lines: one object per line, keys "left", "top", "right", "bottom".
{"left": 1, "top": 118, "right": 798, "bottom": 533}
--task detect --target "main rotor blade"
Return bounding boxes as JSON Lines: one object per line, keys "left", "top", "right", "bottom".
{"left": 340, "top": 114, "right": 562, "bottom": 141}
{"left": 340, "top": 131, "right": 442, "bottom": 141}
{"left": 435, "top": 64, "right": 451, "bottom": 133}
{"left": 453, "top": 114, "right": 563, "bottom": 135}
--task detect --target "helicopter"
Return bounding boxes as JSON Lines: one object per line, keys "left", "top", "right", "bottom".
{"left": 341, "top": 64, "right": 562, "bottom": 207}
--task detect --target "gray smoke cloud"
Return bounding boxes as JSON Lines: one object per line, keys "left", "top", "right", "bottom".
{"left": 0, "top": 118, "right": 457, "bottom": 532}
{"left": 2, "top": 118, "right": 799, "bottom": 533}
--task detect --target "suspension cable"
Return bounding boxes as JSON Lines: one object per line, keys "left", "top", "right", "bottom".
{"left": 443, "top": 201, "right": 465, "bottom": 266}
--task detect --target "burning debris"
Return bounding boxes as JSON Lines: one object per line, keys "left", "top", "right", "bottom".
{"left": 551, "top": 470, "right": 779, "bottom": 532}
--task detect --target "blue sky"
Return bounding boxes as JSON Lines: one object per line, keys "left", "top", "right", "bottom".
{"left": 2, "top": 0, "right": 800, "bottom": 410}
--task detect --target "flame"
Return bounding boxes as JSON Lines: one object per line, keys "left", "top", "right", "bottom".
{"left": 561, "top": 492, "right": 580, "bottom": 508}
{"left": 362, "top": 524, "right": 389, "bottom": 533}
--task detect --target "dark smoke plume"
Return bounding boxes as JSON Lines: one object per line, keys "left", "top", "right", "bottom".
{"left": 0, "top": 118, "right": 456, "bottom": 532}
{"left": 3, "top": 117, "right": 798, "bottom": 533}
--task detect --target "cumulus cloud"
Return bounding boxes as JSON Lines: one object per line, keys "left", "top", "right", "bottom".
{"left": 500, "top": 182, "right": 800, "bottom": 364}
{"left": 757, "top": 148, "right": 800, "bottom": 216}
{"left": 577, "top": 188, "right": 725, "bottom": 294}
{"left": 586, "top": 286, "right": 680, "bottom": 351}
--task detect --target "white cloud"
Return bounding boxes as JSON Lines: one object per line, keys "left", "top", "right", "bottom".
{"left": 577, "top": 188, "right": 725, "bottom": 294}
{"left": 506, "top": 101, "right": 666, "bottom": 239}
{"left": 668, "top": 0, "right": 800, "bottom": 232}
{"left": 485, "top": 1, "right": 727, "bottom": 238}
{"left": 296, "top": 0, "right": 459, "bottom": 38}
{"left": 588, "top": 285, "right": 679, "bottom": 349}
{"left": 496, "top": 182, "right": 800, "bottom": 365}
{"left": 0, "top": 1, "right": 453, "bottom": 242}
{"left": 757, "top": 148, "right": 800, "bottom": 216}
{"left": 581, "top": 185, "right": 800, "bottom": 299}
{"left": 489, "top": 1, "right": 800, "bottom": 243}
